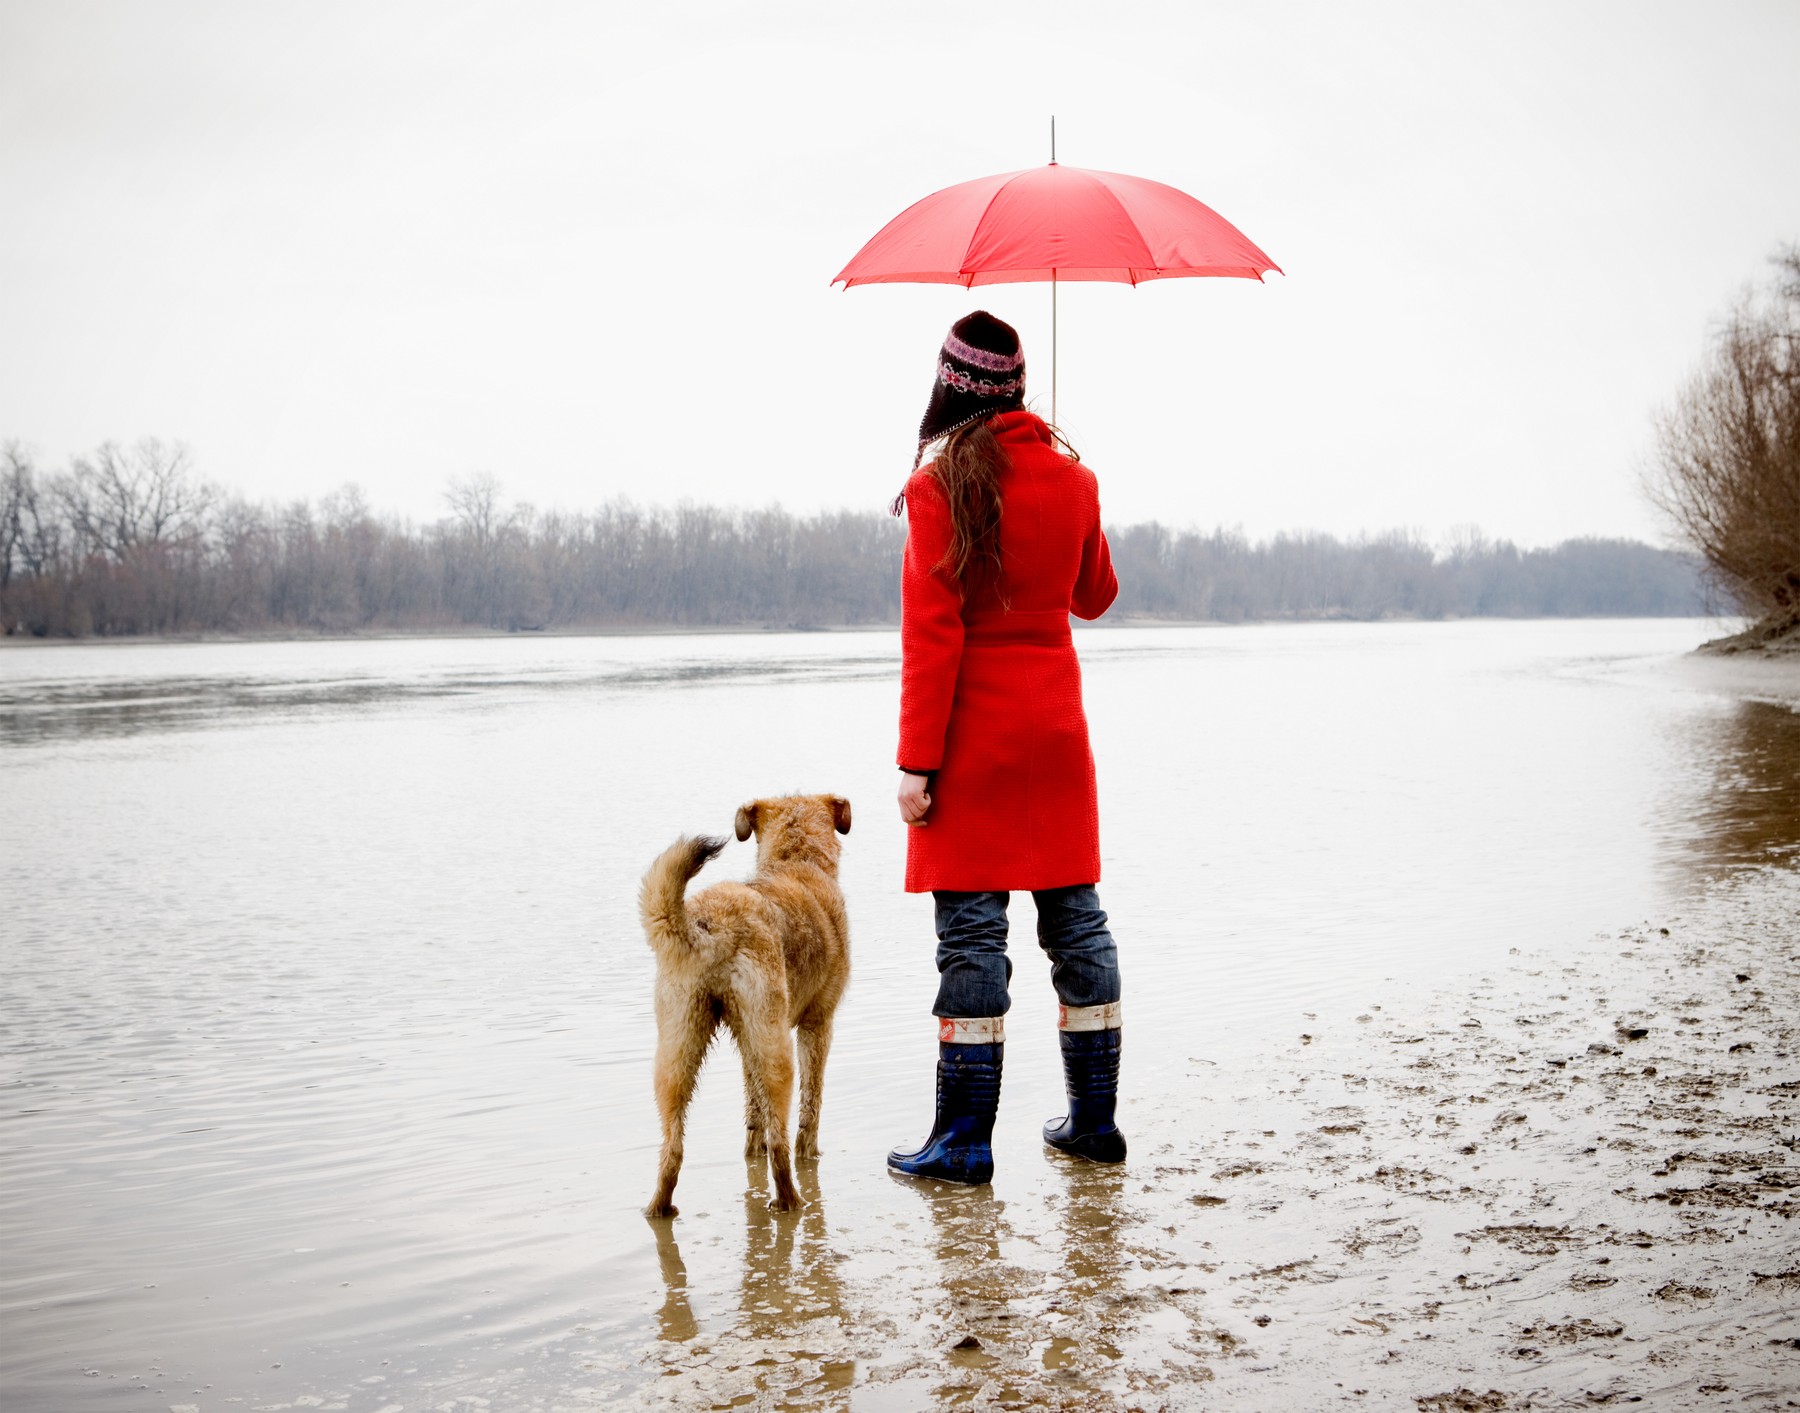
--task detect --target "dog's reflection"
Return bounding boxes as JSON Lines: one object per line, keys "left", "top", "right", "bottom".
{"left": 650, "top": 1212, "right": 700, "bottom": 1342}
{"left": 650, "top": 1160, "right": 848, "bottom": 1346}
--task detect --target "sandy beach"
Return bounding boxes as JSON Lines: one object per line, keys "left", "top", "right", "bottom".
{"left": 587, "top": 865, "right": 1798, "bottom": 1411}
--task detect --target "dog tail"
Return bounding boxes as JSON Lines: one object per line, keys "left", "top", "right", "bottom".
{"left": 639, "top": 834, "right": 727, "bottom": 958}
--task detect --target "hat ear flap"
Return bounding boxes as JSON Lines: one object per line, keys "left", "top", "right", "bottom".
{"left": 831, "top": 796, "right": 852, "bottom": 835}
{"left": 734, "top": 804, "right": 758, "bottom": 842}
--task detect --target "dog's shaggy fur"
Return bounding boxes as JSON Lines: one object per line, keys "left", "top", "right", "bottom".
{"left": 639, "top": 793, "right": 852, "bottom": 1217}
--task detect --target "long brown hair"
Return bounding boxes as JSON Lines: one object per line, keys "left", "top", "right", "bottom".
{"left": 921, "top": 416, "right": 1081, "bottom": 599}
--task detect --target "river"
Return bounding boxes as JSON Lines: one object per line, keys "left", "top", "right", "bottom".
{"left": 2, "top": 619, "right": 1796, "bottom": 1409}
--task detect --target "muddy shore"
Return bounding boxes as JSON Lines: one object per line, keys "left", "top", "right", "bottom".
{"left": 557, "top": 867, "right": 1798, "bottom": 1412}
{"left": 1696, "top": 618, "right": 1800, "bottom": 657}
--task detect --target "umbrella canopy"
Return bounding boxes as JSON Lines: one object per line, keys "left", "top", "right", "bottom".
{"left": 833, "top": 162, "right": 1282, "bottom": 288}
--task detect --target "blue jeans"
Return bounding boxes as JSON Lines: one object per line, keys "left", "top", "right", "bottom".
{"left": 933, "top": 886, "right": 1121, "bottom": 1018}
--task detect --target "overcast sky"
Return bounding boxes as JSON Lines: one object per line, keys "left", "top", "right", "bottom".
{"left": 3, "top": 0, "right": 1796, "bottom": 546}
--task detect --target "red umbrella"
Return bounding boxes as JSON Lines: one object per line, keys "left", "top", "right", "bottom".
{"left": 833, "top": 148, "right": 1280, "bottom": 420}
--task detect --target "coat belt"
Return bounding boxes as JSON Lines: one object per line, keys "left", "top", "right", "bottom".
{"left": 962, "top": 608, "right": 1073, "bottom": 646}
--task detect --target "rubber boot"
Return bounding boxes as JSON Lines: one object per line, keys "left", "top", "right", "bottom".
{"left": 1044, "top": 1024, "right": 1126, "bottom": 1164}
{"left": 888, "top": 1038, "right": 1003, "bottom": 1185}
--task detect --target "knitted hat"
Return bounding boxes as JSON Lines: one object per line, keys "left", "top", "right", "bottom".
{"left": 915, "top": 310, "right": 1026, "bottom": 468}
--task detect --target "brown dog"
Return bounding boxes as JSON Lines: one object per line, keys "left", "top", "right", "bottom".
{"left": 639, "top": 793, "right": 852, "bottom": 1218}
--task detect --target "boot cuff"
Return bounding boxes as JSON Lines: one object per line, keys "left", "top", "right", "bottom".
{"left": 1058, "top": 1002, "right": 1122, "bottom": 1031}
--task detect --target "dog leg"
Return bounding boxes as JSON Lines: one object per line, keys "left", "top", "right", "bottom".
{"left": 740, "top": 1043, "right": 769, "bottom": 1159}
{"left": 743, "top": 1015, "right": 803, "bottom": 1212}
{"left": 794, "top": 1013, "right": 835, "bottom": 1161}
{"left": 647, "top": 1008, "right": 714, "bottom": 1219}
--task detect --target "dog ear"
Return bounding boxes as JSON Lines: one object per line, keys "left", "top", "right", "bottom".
{"left": 830, "top": 796, "right": 852, "bottom": 835}
{"left": 734, "top": 803, "right": 758, "bottom": 842}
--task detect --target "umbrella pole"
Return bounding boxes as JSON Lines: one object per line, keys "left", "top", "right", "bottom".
{"left": 1051, "top": 268, "right": 1057, "bottom": 426}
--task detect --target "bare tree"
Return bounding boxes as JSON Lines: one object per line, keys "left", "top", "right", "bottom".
{"left": 444, "top": 472, "right": 505, "bottom": 548}
{"left": 58, "top": 438, "right": 213, "bottom": 560}
{"left": 1647, "top": 246, "right": 1800, "bottom": 642}
{"left": 1, "top": 441, "right": 30, "bottom": 590}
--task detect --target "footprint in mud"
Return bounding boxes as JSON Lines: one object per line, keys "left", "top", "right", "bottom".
{"left": 1651, "top": 1280, "right": 1715, "bottom": 1303}
{"left": 1340, "top": 1219, "right": 1421, "bottom": 1258}
{"left": 1243, "top": 1258, "right": 1337, "bottom": 1286}
{"left": 1516, "top": 1317, "right": 1624, "bottom": 1344}
{"left": 1415, "top": 1390, "right": 1513, "bottom": 1412}
{"left": 1458, "top": 1223, "right": 1584, "bottom": 1256}
{"left": 1642, "top": 1180, "right": 1774, "bottom": 1210}
{"left": 1366, "top": 1164, "right": 1458, "bottom": 1198}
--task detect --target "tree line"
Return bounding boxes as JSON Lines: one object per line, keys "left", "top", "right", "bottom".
{"left": 2, "top": 442, "right": 1704, "bottom": 638}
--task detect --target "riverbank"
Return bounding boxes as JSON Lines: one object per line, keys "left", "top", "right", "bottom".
{"left": 582, "top": 866, "right": 1799, "bottom": 1411}
{"left": 1697, "top": 617, "right": 1800, "bottom": 657}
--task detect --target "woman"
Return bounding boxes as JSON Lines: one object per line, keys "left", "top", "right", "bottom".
{"left": 887, "top": 310, "right": 1125, "bottom": 1187}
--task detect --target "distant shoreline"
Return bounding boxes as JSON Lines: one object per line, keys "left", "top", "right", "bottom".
{"left": 0, "top": 612, "right": 1748, "bottom": 651}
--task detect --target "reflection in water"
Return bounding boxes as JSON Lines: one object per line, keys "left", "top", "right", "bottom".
{"left": 1686, "top": 700, "right": 1800, "bottom": 872}
{"left": 1048, "top": 1161, "right": 1131, "bottom": 1316}
{"left": 647, "top": 1163, "right": 856, "bottom": 1406}
{"left": 1042, "top": 1163, "right": 1143, "bottom": 1379}
{"left": 646, "top": 1162, "right": 1173, "bottom": 1406}
{"left": 0, "top": 655, "right": 899, "bottom": 746}
{"left": 897, "top": 1163, "right": 1174, "bottom": 1402}
{"left": 736, "top": 1163, "right": 848, "bottom": 1337}
{"left": 650, "top": 1216, "right": 699, "bottom": 1343}
{"left": 904, "top": 1178, "right": 1027, "bottom": 1390}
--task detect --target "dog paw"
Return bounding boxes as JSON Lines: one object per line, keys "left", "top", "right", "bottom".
{"left": 767, "top": 1192, "right": 803, "bottom": 1213}
{"left": 644, "top": 1201, "right": 679, "bottom": 1220}
{"left": 795, "top": 1134, "right": 820, "bottom": 1160}
{"left": 744, "top": 1136, "right": 768, "bottom": 1158}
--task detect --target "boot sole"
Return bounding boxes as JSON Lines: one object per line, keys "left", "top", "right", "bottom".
{"left": 1044, "top": 1131, "right": 1127, "bottom": 1164}
{"left": 887, "top": 1154, "right": 994, "bottom": 1185}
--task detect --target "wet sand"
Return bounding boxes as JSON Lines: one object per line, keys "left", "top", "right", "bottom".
{"left": 568, "top": 866, "right": 1799, "bottom": 1411}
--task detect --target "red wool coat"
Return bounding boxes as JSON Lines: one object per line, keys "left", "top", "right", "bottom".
{"left": 897, "top": 410, "right": 1119, "bottom": 893}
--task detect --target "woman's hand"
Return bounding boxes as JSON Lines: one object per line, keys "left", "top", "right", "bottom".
{"left": 897, "top": 771, "right": 932, "bottom": 826}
